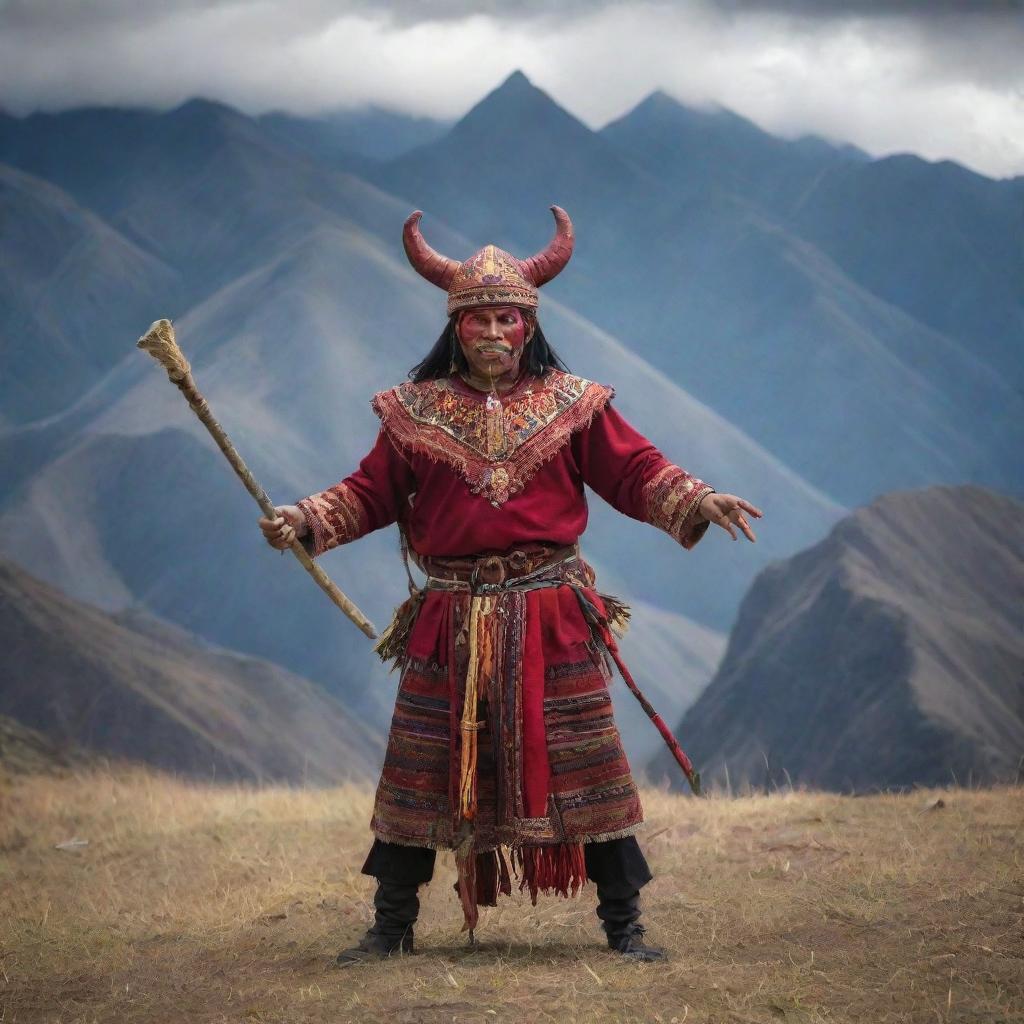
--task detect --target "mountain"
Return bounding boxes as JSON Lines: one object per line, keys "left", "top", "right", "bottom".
{"left": 600, "top": 90, "right": 867, "bottom": 210}
{"left": 600, "top": 92, "right": 1023, "bottom": 383}
{"left": 259, "top": 105, "right": 452, "bottom": 164}
{"left": 373, "top": 75, "right": 1024, "bottom": 507}
{"left": 2, "top": 77, "right": 1017, "bottom": 753}
{"left": 0, "top": 163, "right": 180, "bottom": 425}
{"left": 601, "top": 90, "right": 1024, "bottom": 396}
{"left": 0, "top": 100, "right": 419, "bottom": 336}
{"left": 784, "top": 154, "right": 1024, "bottom": 389}
{"left": 0, "top": 557, "right": 384, "bottom": 784}
{"left": 375, "top": 70, "right": 654, "bottom": 262}
{"left": 0, "top": 221, "right": 837, "bottom": 739}
{"left": 651, "top": 486, "right": 1024, "bottom": 792}
{"left": 0, "top": 714, "right": 99, "bottom": 777}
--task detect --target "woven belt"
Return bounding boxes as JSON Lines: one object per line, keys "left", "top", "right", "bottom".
{"left": 416, "top": 543, "right": 581, "bottom": 595}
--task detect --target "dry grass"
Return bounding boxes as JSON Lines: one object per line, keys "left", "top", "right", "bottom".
{"left": 0, "top": 767, "right": 1021, "bottom": 1024}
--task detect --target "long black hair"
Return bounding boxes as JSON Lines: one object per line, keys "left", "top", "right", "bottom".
{"left": 409, "top": 312, "right": 570, "bottom": 383}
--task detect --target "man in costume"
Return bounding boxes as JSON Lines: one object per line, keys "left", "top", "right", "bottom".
{"left": 259, "top": 206, "right": 762, "bottom": 964}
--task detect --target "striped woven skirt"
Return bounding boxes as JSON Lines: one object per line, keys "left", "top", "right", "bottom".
{"left": 368, "top": 551, "right": 644, "bottom": 928}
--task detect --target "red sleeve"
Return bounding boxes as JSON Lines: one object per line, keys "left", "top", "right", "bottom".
{"left": 573, "top": 402, "right": 716, "bottom": 550}
{"left": 294, "top": 428, "right": 415, "bottom": 557}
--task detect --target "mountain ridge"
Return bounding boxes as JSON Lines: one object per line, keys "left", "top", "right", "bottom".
{"left": 651, "top": 485, "right": 1024, "bottom": 792}
{"left": 0, "top": 556, "right": 384, "bottom": 784}
{"left": 3, "top": 73, "right": 1018, "bottom": 767}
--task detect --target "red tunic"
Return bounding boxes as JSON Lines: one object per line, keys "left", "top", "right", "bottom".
{"left": 296, "top": 370, "right": 714, "bottom": 558}
{"left": 296, "top": 369, "right": 714, "bottom": 922}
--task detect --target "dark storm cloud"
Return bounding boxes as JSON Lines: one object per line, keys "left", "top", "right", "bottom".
{"left": 12, "top": 0, "right": 1017, "bottom": 26}
{"left": 0, "top": 0, "right": 618, "bottom": 31}
{"left": 1, "top": 0, "right": 1022, "bottom": 175}
{"left": 714, "top": 0, "right": 1022, "bottom": 13}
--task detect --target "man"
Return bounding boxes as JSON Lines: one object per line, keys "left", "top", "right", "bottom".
{"left": 259, "top": 207, "right": 762, "bottom": 965}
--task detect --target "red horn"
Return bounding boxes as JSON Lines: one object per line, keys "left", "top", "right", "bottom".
{"left": 403, "top": 211, "right": 459, "bottom": 290}
{"left": 520, "top": 206, "right": 574, "bottom": 287}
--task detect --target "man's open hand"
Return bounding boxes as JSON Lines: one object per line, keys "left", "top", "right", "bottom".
{"left": 697, "top": 492, "right": 763, "bottom": 542}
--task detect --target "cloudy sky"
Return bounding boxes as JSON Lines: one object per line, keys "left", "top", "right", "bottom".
{"left": 2, "top": 0, "right": 1023, "bottom": 177}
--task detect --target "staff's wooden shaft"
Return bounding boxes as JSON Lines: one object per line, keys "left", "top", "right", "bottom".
{"left": 137, "top": 318, "right": 377, "bottom": 640}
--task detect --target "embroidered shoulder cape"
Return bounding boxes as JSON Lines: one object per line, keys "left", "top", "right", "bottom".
{"left": 371, "top": 370, "right": 613, "bottom": 507}
{"left": 297, "top": 368, "right": 714, "bottom": 559}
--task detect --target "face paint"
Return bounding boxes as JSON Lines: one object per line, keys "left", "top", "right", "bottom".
{"left": 457, "top": 306, "right": 528, "bottom": 350}
{"left": 456, "top": 306, "right": 532, "bottom": 388}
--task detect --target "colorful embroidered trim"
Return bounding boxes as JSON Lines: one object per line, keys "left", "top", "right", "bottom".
{"left": 372, "top": 369, "right": 614, "bottom": 506}
{"left": 641, "top": 466, "right": 715, "bottom": 550}
{"left": 296, "top": 482, "right": 367, "bottom": 557}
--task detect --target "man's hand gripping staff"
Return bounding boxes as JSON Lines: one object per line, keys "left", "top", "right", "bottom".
{"left": 137, "top": 319, "right": 377, "bottom": 640}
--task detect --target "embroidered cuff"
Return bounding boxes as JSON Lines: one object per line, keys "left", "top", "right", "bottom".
{"left": 295, "top": 482, "right": 367, "bottom": 557}
{"left": 642, "top": 466, "right": 715, "bottom": 551}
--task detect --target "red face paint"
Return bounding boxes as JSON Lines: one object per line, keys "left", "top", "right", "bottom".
{"left": 456, "top": 306, "right": 531, "bottom": 386}
{"left": 456, "top": 306, "right": 528, "bottom": 350}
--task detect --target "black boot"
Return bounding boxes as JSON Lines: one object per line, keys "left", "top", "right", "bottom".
{"left": 595, "top": 885, "right": 667, "bottom": 963}
{"left": 335, "top": 880, "right": 420, "bottom": 966}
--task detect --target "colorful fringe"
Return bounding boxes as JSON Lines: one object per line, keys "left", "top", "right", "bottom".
{"left": 454, "top": 842, "right": 586, "bottom": 930}
{"left": 514, "top": 843, "right": 588, "bottom": 904}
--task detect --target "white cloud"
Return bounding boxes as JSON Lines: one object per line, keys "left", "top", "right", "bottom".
{"left": 1, "top": 0, "right": 1021, "bottom": 177}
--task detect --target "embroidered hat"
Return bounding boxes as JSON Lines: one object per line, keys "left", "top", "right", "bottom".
{"left": 402, "top": 206, "right": 574, "bottom": 316}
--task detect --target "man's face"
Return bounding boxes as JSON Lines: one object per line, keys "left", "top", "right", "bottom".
{"left": 456, "top": 305, "right": 531, "bottom": 381}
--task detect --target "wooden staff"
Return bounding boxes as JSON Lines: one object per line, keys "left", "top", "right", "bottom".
{"left": 137, "top": 318, "right": 377, "bottom": 640}
{"left": 571, "top": 586, "right": 702, "bottom": 795}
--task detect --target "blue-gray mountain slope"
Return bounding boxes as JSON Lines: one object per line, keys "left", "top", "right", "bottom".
{"left": 651, "top": 485, "right": 1024, "bottom": 793}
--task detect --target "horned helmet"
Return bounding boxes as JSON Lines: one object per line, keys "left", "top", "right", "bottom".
{"left": 402, "top": 206, "right": 575, "bottom": 316}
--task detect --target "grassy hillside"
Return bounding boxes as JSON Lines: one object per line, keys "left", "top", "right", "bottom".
{"left": 2, "top": 769, "right": 1021, "bottom": 1023}
{"left": 0, "top": 558, "right": 384, "bottom": 784}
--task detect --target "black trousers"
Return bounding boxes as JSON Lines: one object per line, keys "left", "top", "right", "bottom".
{"left": 362, "top": 836, "right": 653, "bottom": 893}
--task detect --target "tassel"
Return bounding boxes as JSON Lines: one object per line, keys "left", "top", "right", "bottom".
{"left": 474, "top": 847, "right": 512, "bottom": 906}
{"left": 497, "top": 846, "right": 512, "bottom": 898}
{"left": 476, "top": 848, "right": 498, "bottom": 906}
{"left": 373, "top": 589, "right": 425, "bottom": 668}
{"left": 456, "top": 843, "right": 579, "bottom": 929}
{"left": 458, "top": 597, "right": 482, "bottom": 819}
{"left": 597, "top": 591, "right": 632, "bottom": 637}
{"left": 454, "top": 826, "right": 479, "bottom": 932}
{"left": 459, "top": 848, "right": 514, "bottom": 913}
{"left": 513, "top": 843, "right": 588, "bottom": 905}
{"left": 458, "top": 595, "right": 494, "bottom": 821}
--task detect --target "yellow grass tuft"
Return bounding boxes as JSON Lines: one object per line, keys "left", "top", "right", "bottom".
{"left": 1, "top": 766, "right": 1022, "bottom": 1023}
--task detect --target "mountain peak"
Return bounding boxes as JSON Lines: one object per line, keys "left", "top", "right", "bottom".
{"left": 617, "top": 90, "right": 756, "bottom": 134}
{"left": 499, "top": 69, "right": 533, "bottom": 92}
{"left": 474, "top": 68, "right": 555, "bottom": 112}
{"left": 638, "top": 89, "right": 683, "bottom": 111}
{"left": 166, "top": 97, "right": 248, "bottom": 127}
{"left": 451, "top": 68, "right": 589, "bottom": 141}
